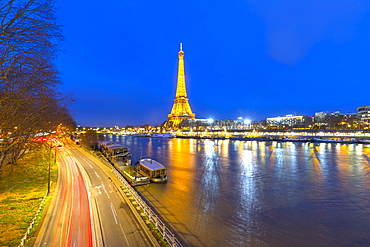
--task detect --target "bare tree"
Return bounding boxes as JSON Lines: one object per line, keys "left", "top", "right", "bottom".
{"left": 0, "top": 0, "right": 75, "bottom": 170}
{"left": 0, "top": 0, "right": 62, "bottom": 77}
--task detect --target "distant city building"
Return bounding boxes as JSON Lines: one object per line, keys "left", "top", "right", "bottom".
{"left": 312, "top": 110, "right": 360, "bottom": 129}
{"left": 314, "top": 111, "right": 342, "bottom": 124}
{"left": 342, "top": 113, "right": 358, "bottom": 128}
{"left": 179, "top": 119, "right": 210, "bottom": 131}
{"left": 331, "top": 111, "right": 341, "bottom": 116}
{"left": 357, "top": 105, "right": 370, "bottom": 122}
{"left": 179, "top": 118, "right": 252, "bottom": 131}
{"left": 266, "top": 114, "right": 305, "bottom": 127}
{"left": 315, "top": 111, "right": 342, "bottom": 120}
{"left": 315, "top": 111, "right": 330, "bottom": 121}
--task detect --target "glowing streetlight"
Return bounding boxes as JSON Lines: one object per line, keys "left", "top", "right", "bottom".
{"left": 207, "top": 118, "right": 214, "bottom": 124}
{"left": 244, "top": 119, "right": 251, "bottom": 129}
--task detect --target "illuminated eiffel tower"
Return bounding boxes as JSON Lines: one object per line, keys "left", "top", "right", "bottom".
{"left": 165, "top": 43, "right": 195, "bottom": 129}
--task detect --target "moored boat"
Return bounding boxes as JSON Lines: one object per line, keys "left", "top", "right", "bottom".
{"left": 136, "top": 158, "right": 167, "bottom": 183}
{"left": 229, "top": 136, "right": 244, "bottom": 140}
{"left": 151, "top": 132, "right": 174, "bottom": 138}
{"left": 98, "top": 141, "right": 150, "bottom": 186}
{"left": 133, "top": 133, "right": 151, "bottom": 137}
{"left": 355, "top": 139, "right": 370, "bottom": 144}
{"left": 121, "top": 170, "right": 150, "bottom": 186}
{"left": 99, "top": 141, "right": 132, "bottom": 169}
{"left": 311, "top": 138, "right": 355, "bottom": 144}
{"left": 273, "top": 137, "right": 309, "bottom": 142}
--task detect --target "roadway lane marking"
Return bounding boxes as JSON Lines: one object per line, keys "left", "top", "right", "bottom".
{"left": 101, "top": 183, "right": 107, "bottom": 193}
{"left": 119, "top": 223, "right": 130, "bottom": 246}
{"left": 88, "top": 164, "right": 93, "bottom": 169}
{"left": 94, "top": 171, "right": 100, "bottom": 179}
{"left": 101, "top": 183, "right": 110, "bottom": 199}
{"left": 110, "top": 204, "right": 118, "bottom": 224}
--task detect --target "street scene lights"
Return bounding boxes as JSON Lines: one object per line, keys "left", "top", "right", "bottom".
{"left": 244, "top": 119, "right": 251, "bottom": 129}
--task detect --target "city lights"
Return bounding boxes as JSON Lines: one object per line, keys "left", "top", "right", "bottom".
{"left": 243, "top": 119, "right": 251, "bottom": 125}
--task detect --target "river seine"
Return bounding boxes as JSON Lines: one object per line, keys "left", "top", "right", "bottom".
{"left": 106, "top": 135, "right": 370, "bottom": 247}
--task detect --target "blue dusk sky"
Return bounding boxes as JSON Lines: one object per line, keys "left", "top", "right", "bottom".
{"left": 55, "top": 0, "right": 370, "bottom": 127}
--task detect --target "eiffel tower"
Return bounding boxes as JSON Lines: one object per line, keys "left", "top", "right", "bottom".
{"left": 165, "top": 43, "right": 195, "bottom": 129}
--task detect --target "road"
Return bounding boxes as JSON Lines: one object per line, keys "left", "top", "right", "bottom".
{"left": 35, "top": 145, "right": 93, "bottom": 246}
{"left": 34, "top": 143, "right": 156, "bottom": 247}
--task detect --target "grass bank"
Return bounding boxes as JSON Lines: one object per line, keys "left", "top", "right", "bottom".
{"left": 0, "top": 145, "right": 58, "bottom": 246}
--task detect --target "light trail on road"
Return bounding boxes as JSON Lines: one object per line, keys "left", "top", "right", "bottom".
{"left": 68, "top": 146, "right": 156, "bottom": 247}
{"left": 37, "top": 146, "right": 94, "bottom": 247}
{"left": 36, "top": 143, "right": 157, "bottom": 247}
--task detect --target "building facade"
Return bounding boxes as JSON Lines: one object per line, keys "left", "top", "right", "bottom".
{"left": 266, "top": 114, "right": 305, "bottom": 127}
{"left": 315, "top": 111, "right": 330, "bottom": 121}
{"left": 357, "top": 105, "right": 370, "bottom": 122}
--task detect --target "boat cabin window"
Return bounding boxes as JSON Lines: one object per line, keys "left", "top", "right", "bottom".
{"left": 152, "top": 169, "right": 166, "bottom": 178}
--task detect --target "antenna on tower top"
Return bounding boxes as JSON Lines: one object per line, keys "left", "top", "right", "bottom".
{"left": 180, "top": 43, "right": 183, "bottom": 51}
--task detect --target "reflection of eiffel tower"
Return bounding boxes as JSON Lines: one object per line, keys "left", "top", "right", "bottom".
{"left": 165, "top": 43, "right": 195, "bottom": 129}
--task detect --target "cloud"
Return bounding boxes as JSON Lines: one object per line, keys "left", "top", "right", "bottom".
{"left": 247, "top": 0, "right": 370, "bottom": 65}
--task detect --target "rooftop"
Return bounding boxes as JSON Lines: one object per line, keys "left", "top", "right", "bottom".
{"left": 140, "top": 158, "right": 166, "bottom": 170}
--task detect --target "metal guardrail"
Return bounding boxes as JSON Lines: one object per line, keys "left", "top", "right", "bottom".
{"left": 18, "top": 192, "right": 48, "bottom": 246}
{"left": 89, "top": 150, "right": 183, "bottom": 247}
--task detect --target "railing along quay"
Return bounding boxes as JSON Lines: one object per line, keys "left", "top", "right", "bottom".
{"left": 88, "top": 149, "right": 183, "bottom": 247}
{"left": 18, "top": 192, "right": 48, "bottom": 246}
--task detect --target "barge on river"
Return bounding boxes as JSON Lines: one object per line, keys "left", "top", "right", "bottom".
{"left": 151, "top": 132, "right": 175, "bottom": 138}
{"left": 99, "top": 141, "right": 150, "bottom": 186}
{"left": 99, "top": 141, "right": 132, "bottom": 169}
{"left": 136, "top": 158, "right": 167, "bottom": 183}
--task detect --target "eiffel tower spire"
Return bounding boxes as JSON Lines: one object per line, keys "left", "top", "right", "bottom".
{"left": 165, "top": 43, "right": 195, "bottom": 129}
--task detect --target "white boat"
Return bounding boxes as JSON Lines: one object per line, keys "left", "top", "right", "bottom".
{"left": 133, "top": 133, "right": 151, "bottom": 137}
{"left": 136, "top": 158, "right": 167, "bottom": 183}
{"left": 273, "top": 137, "right": 309, "bottom": 142}
{"left": 311, "top": 138, "right": 355, "bottom": 144}
{"left": 355, "top": 139, "right": 370, "bottom": 144}
{"left": 151, "top": 132, "right": 174, "bottom": 138}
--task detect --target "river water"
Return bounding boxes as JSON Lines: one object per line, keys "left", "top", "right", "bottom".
{"left": 106, "top": 135, "right": 370, "bottom": 247}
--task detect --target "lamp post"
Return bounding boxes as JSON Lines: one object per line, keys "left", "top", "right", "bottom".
{"left": 48, "top": 142, "right": 61, "bottom": 196}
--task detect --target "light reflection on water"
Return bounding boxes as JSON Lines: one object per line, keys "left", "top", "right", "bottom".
{"left": 107, "top": 135, "right": 370, "bottom": 247}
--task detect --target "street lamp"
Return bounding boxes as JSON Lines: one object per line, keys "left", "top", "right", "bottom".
{"left": 48, "top": 142, "right": 62, "bottom": 196}
{"left": 244, "top": 119, "right": 251, "bottom": 129}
